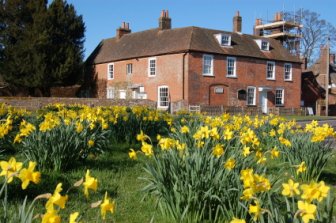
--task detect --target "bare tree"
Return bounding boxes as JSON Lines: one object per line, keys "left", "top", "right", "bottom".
{"left": 284, "top": 9, "right": 336, "bottom": 66}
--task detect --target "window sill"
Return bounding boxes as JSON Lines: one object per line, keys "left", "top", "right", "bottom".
{"left": 284, "top": 79, "right": 293, "bottom": 82}
{"left": 148, "top": 75, "right": 156, "bottom": 77}
{"left": 203, "top": 74, "right": 215, "bottom": 77}
{"left": 226, "top": 75, "right": 237, "bottom": 78}
{"left": 266, "top": 78, "right": 276, "bottom": 81}
{"left": 107, "top": 78, "right": 114, "bottom": 81}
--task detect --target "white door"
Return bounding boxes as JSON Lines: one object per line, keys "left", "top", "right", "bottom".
{"left": 259, "top": 91, "right": 268, "bottom": 113}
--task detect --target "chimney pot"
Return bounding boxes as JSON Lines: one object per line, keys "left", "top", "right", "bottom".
{"left": 159, "top": 9, "right": 171, "bottom": 30}
{"left": 233, "top": 11, "right": 242, "bottom": 33}
{"left": 116, "top": 22, "right": 131, "bottom": 39}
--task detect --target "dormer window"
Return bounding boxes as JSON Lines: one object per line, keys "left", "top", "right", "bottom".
{"left": 261, "top": 40, "right": 269, "bottom": 51}
{"left": 221, "top": 34, "right": 231, "bottom": 46}
{"left": 215, "top": 34, "right": 231, "bottom": 47}
{"left": 255, "top": 39, "right": 270, "bottom": 51}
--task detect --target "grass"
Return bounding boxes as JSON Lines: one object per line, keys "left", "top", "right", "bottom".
{"left": 2, "top": 144, "right": 170, "bottom": 223}
{"left": 3, "top": 144, "right": 336, "bottom": 222}
{"left": 283, "top": 115, "right": 336, "bottom": 121}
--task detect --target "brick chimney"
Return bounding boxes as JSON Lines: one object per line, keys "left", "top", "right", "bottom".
{"left": 253, "top": 19, "right": 262, "bottom": 36}
{"left": 274, "top": 12, "right": 283, "bottom": 21}
{"left": 320, "top": 45, "right": 329, "bottom": 75}
{"left": 159, "top": 10, "right": 171, "bottom": 30}
{"left": 233, "top": 11, "right": 242, "bottom": 33}
{"left": 116, "top": 22, "right": 131, "bottom": 39}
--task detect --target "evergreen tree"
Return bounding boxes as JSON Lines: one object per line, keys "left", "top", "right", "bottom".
{"left": 0, "top": 0, "right": 85, "bottom": 96}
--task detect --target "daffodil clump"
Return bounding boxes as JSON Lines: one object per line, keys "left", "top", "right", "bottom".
{"left": 0, "top": 156, "right": 115, "bottom": 222}
{"left": 133, "top": 113, "right": 335, "bottom": 222}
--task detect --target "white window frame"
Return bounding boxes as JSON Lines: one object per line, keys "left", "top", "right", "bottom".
{"left": 158, "top": 85, "right": 169, "bottom": 109}
{"left": 203, "top": 54, "right": 214, "bottom": 76}
{"left": 148, "top": 57, "right": 156, "bottom": 77}
{"left": 221, "top": 34, "right": 231, "bottom": 46}
{"left": 266, "top": 61, "right": 275, "bottom": 80}
{"left": 247, "top": 86, "right": 256, "bottom": 106}
{"left": 119, "top": 90, "right": 126, "bottom": 99}
{"left": 107, "top": 63, "right": 114, "bottom": 80}
{"left": 284, "top": 63, "right": 292, "bottom": 81}
{"left": 275, "top": 88, "right": 284, "bottom": 106}
{"left": 261, "top": 40, "right": 270, "bottom": 51}
{"left": 226, "top": 57, "right": 237, "bottom": 77}
{"left": 126, "top": 63, "right": 132, "bottom": 75}
{"left": 106, "top": 87, "right": 115, "bottom": 99}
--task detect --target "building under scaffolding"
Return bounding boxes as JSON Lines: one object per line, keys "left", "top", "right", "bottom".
{"left": 253, "top": 12, "right": 302, "bottom": 55}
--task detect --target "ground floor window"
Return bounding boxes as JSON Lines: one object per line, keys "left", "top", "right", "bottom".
{"left": 247, "top": 86, "right": 256, "bottom": 105}
{"left": 158, "top": 86, "right": 169, "bottom": 108}
{"left": 106, "top": 87, "right": 115, "bottom": 99}
{"left": 119, "top": 90, "right": 126, "bottom": 99}
{"left": 275, "top": 89, "right": 284, "bottom": 106}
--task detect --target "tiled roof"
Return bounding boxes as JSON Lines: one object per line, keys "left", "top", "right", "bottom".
{"left": 87, "top": 26, "right": 301, "bottom": 64}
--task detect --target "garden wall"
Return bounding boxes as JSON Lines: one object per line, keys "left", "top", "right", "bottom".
{"left": 0, "top": 97, "right": 156, "bottom": 110}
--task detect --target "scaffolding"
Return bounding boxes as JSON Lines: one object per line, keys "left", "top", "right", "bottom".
{"left": 253, "top": 12, "right": 302, "bottom": 55}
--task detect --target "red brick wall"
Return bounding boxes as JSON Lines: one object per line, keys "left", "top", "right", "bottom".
{"left": 94, "top": 53, "right": 186, "bottom": 102}
{"left": 94, "top": 52, "right": 301, "bottom": 109}
{"left": 187, "top": 52, "right": 301, "bottom": 108}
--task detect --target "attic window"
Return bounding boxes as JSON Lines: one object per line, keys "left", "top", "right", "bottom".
{"left": 221, "top": 34, "right": 231, "bottom": 46}
{"left": 261, "top": 40, "right": 270, "bottom": 51}
{"left": 215, "top": 34, "right": 231, "bottom": 46}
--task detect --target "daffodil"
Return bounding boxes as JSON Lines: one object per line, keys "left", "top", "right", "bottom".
{"left": 88, "top": 139, "right": 95, "bottom": 148}
{"left": 181, "top": 126, "right": 189, "bottom": 133}
{"left": 18, "top": 161, "right": 41, "bottom": 189}
{"left": 249, "top": 201, "right": 262, "bottom": 221}
{"left": 46, "top": 183, "right": 68, "bottom": 209}
{"left": 128, "top": 149, "right": 137, "bottom": 160}
{"left": 212, "top": 144, "right": 224, "bottom": 158}
{"left": 69, "top": 212, "right": 79, "bottom": 223}
{"left": 297, "top": 200, "right": 316, "bottom": 223}
{"left": 83, "top": 170, "right": 98, "bottom": 198}
{"left": 270, "top": 147, "right": 279, "bottom": 159}
{"left": 230, "top": 217, "right": 246, "bottom": 223}
{"left": 242, "top": 146, "right": 251, "bottom": 157}
{"left": 0, "top": 157, "right": 23, "bottom": 183}
{"left": 141, "top": 142, "right": 153, "bottom": 157}
{"left": 297, "top": 162, "right": 307, "bottom": 174}
{"left": 42, "top": 211, "right": 61, "bottom": 223}
{"left": 282, "top": 179, "right": 300, "bottom": 197}
{"left": 100, "top": 192, "right": 115, "bottom": 220}
{"left": 224, "top": 158, "right": 236, "bottom": 170}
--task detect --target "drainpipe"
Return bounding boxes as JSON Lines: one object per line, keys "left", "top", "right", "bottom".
{"left": 182, "top": 52, "right": 188, "bottom": 100}
{"left": 326, "top": 40, "right": 330, "bottom": 116}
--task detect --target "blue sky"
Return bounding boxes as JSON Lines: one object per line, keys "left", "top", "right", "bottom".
{"left": 65, "top": 0, "right": 336, "bottom": 59}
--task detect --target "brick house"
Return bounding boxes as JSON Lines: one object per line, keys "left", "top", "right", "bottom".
{"left": 302, "top": 45, "right": 336, "bottom": 115}
{"left": 85, "top": 11, "right": 301, "bottom": 113}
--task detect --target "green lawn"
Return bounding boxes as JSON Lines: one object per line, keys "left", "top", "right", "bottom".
{"left": 3, "top": 144, "right": 336, "bottom": 223}
{"left": 283, "top": 115, "right": 336, "bottom": 121}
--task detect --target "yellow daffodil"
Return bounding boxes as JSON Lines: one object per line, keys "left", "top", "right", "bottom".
{"left": 212, "top": 144, "right": 224, "bottom": 158}
{"left": 0, "top": 157, "right": 23, "bottom": 183}
{"left": 249, "top": 201, "right": 262, "bottom": 221}
{"left": 242, "top": 146, "right": 251, "bottom": 157}
{"left": 88, "top": 139, "right": 95, "bottom": 148}
{"left": 136, "top": 130, "right": 147, "bottom": 142}
{"left": 224, "top": 128, "right": 233, "bottom": 140}
{"left": 128, "top": 149, "right": 137, "bottom": 160}
{"left": 181, "top": 126, "right": 189, "bottom": 133}
{"left": 141, "top": 142, "right": 153, "bottom": 157}
{"left": 282, "top": 179, "right": 300, "bottom": 197}
{"left": 100, "top": 192, "right": 115, "bottom": 220}
{"left": 224, "top": 158, "right": 236, "bottom": 170}
{"left": 69, "top": 212, "right": 79, "bottom": 223}
{"left": 297, "top": 162, "right": 307, "bottom": 174}
{"left": 76, "top": 122, "right": 84, "bottom": 133}
{"left": 270, "top": 147, "right": 280, "bottom": 159}
{"left": 46, "top": 183, "right": 68, "bottom": 209}
{"left": 297, "top": 200, "right": 316, "bottom": 223}
{"left": 42, "top": 211, "right": 61, "bottom": 223}
{"left": 230, "top": 217, "right": 246, "bottom": 223}
{"left": 83, "top": 170, "right": 98, "bottom": 198}
{"left": 18, "top": 161, "right": 41, "bottom": 189}
{"left": 300, "top": 181, "right": 329, "bottom": 202}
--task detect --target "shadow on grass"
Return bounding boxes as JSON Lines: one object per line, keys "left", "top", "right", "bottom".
{"left": 319, "top": 171, "right": 336, "bottom": 185}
